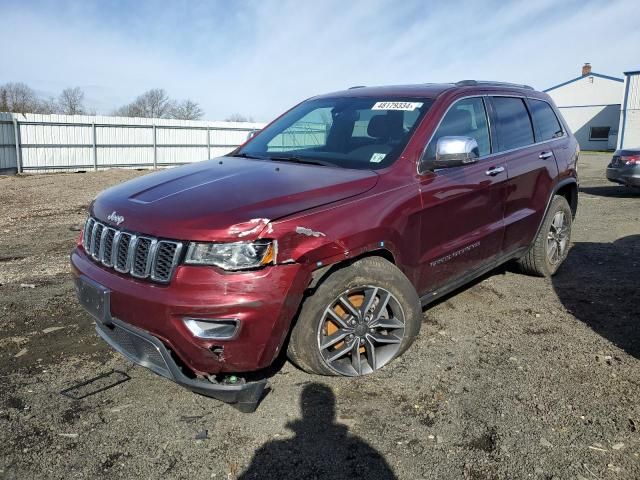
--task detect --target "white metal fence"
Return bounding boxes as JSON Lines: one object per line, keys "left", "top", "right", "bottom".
{"left": 0, "top": 112, "right": 265, "bottom": 174}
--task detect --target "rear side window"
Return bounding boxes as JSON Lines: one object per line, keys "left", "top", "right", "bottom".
{"left": 491, "top": 97, "right": 534, "bottom": 152}
{"left": 528, "top": 99, "right": 563, "bottom": 141}
{"left": 424, "top": 97, "right": 491, "bottom": 161}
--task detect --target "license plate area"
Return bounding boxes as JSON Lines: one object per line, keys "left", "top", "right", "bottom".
{"left": 75, "top": 276, "right": 111, "bottom": 323}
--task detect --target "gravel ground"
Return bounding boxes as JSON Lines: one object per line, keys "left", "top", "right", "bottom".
{"left": 0, "top": 154, "right": 638, "bottom": 480}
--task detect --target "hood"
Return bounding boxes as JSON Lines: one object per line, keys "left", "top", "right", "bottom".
{"left": 91, "top": 157, "right": 378, "bottom": 241}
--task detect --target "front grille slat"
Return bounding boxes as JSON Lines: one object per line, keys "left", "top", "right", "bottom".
{"left": 83, "top": 218, "right": 95, "bottom": 251}
{"left": 83, "top": 216, "right": 182, "bottom": 283}
{"left": 131, "top": 237, "right": 153, "bottom": 278}
{"left": 114, "top": 232, "right": 133, "bottom": 273}
{"left": 101, "top": 228, "right": 116, "bottom": 267}
{"left": 91, "top": 223, "right": 104, "bottom": 260}
{"left": 152, "top": 241, "right": 183, "bottom": 283}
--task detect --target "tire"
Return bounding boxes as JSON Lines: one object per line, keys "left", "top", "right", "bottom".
{"left": 517, "top": 195, "right": 572, "bottom": 277}
{"left": 287, "top": 256, "right": 421, "bottom": 376}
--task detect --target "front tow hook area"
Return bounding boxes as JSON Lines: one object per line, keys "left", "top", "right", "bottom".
{"left": 94, "top": 315, "right": 268, "bottom": 413}
{"left": 75, "top": 274, "right": 270, "bottom": 412}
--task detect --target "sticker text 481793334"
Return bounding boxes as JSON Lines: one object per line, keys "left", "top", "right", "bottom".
{"left": 372, "top": 101, "right": 423, "bottom": 111}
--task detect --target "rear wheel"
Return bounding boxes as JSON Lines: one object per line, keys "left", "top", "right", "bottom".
{"left": 287, "top": 257, "right": 421, "bottom": 376}
{"left": 517, "top": 195, "right": 572, "bottom": 277}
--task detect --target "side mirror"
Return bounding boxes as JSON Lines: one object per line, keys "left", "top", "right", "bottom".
{"left": 433, "top": 136, "right": 480, "bottom": 168}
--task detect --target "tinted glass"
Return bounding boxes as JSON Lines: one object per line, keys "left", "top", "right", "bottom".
{"left": 239, "top": 97, "right": 433, "bottom": 170}
{"left": 529, "top": 99, "right": 563, "bottom": 141}
{"left": 424, "top": 97, "right": 491, "bottom": 161}
{"left": 590, "top": 126, "right": 610, "bottom": 140}
{"left": 492, "top": 97, "right": 534, "bottom": 151}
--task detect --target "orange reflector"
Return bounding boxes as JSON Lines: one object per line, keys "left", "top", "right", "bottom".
{"left": 260, "top": 243, "right": 275, "bottom": 265}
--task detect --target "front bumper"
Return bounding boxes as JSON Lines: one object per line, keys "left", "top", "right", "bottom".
{"left": 94, "top": 312, "right": 267, "bottom": 412}
{"left": 606, "top": 166, "right": 640, "bottom": 187}
{"left": 71, "top": 246, "right": 309, "bottom": 376}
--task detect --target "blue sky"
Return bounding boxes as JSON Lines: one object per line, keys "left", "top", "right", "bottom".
{"left": 1, "top": 0, "right": 638, "bottom": 121}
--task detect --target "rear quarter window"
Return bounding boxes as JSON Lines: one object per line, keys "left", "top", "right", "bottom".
{"left": 491, "top": 97, "right": 534, "bottom": 152}
{"left": 528, "top": 99, "right": 563, "bottom": 142}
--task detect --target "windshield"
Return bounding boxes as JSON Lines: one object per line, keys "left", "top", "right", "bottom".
{"left": 236, "top": 97, "right": 433, "bottom": 169}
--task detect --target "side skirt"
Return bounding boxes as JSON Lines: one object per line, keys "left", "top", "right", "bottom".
{"left": 419, "top": 247, "right": 527, "bottom": 307}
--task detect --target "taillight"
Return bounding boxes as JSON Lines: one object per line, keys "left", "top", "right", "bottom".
{"left": 621, "top": 155, "right": 640, "bottom": 166}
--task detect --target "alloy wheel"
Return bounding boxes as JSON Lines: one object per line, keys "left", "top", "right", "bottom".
{"left": 316, "top": 286, "right": 405, "bottom": 376}
{"left": 546, "top": 211, "right": 569, "bottom": 265}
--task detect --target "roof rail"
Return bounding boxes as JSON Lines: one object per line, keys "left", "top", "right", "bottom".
{"left": 348, "top": 85, "right": 366, "bottom": 89}
{"left": 455, "top": 80, "right": 534, "bottom": 90}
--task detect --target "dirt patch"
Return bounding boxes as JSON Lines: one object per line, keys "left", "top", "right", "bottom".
{"left": 0, "top": 158, "right": 639, "bottom": 479}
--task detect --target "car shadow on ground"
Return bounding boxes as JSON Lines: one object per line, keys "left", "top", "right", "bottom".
{"left": 239, "top": 383, "right": 397, "bottom": 480}
{"left": 579, "top": 185, "right": 640, "bottom": 198}
{"left": 552, "top": 235, "right": 640, "bottom": 359}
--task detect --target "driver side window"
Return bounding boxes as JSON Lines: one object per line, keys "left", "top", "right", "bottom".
{"left": 424, "top": 97, "right": 491, "bottom": 162}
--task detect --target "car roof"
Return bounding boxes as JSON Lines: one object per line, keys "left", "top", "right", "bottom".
{"left": 314, "top": 84, "right": 456, "bottom": 99}
{"left": 313, "top": 82, "right": 540, "bottom": 100}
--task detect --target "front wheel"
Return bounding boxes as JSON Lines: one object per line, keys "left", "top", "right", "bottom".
{"left": 517, "top": 195, "right": 573, "bottom": 277}
{"left": 287, "top": 257, "right": 422, "bottom": 376}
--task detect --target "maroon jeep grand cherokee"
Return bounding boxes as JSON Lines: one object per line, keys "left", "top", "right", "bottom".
{"left": 72, "top": 81, "right": 579, "bottom": 411}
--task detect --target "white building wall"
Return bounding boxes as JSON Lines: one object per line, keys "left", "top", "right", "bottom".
{"left": 547, "top": 75, "right": 623, "bottom": 106}
{"left": 558, "top": 104, "right": 620, "bottom": 151}
{"left": 618, "top": 72, "right": 640, "bottom": 149}
{"left": 546, "top": 74, "right": 624, "bottom": 150}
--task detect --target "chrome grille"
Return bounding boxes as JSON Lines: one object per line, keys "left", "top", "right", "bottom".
{"left": 153, "top": 242, "right": 179, "bottom": 282}
{"left": 100, "top": 228, "right": 116, "bottom": 267}
{"left": 82, "top": 217, "right": 182, "bottom": 284}
{"left": 91, "top": 223, "right": 104, "bottom": 261}
{"left": 115, "top": 232, "right": 133, "bottom": 272}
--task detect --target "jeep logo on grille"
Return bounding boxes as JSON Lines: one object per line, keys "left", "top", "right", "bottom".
{"left": 107, "top": 211, "right": 125, "bottom": 226}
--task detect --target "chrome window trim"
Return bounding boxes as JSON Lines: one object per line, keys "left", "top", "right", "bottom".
{"left": 418, "top": 93, "right": 567, "bottom": 175}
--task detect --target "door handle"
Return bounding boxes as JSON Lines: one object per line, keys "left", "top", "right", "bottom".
{"left": 539, "top": 151, "right": 553, "bottom": 160}
{"left": 485, "top": 166, "right": 505, "bottom": 176}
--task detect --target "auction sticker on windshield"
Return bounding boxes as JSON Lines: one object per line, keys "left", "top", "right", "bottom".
{"left": 372, "top": 101, "right": 423, "bottom": 111}
{"left": 370, "top": 153, "right": 386, "bottom": 163}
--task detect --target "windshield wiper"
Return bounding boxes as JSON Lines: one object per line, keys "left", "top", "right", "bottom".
{"left": 267, "top": 155, "right": 334, "bottom": 167}
{"left": 230, "top": 152, "right": 267, "bottom": 160}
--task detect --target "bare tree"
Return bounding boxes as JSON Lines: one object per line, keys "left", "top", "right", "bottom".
{"left": 58, "top": 87, "right": 85, "bottom": 115}
{"left": 118, "top": 89, "right": 174, "bottom": 118}
{"left": 111, "top": 104, "right": 135, "bottom": 117}
{"left": 0, "top": 88, "right": 8, "bottom": 112}
{"left": 1, "top": 82, "right": 39, "bottom": 114}
{"left": 114, "top": 90, "right": 208, "bottom": 120}
{"left": 225, "top": 113, "right": 254, "bottom": 123}
{"left": 37, "top": 96, "right": 60, "bottom": 115}
{"left": 169, "top": 99, "right": 204, "bottom": 120}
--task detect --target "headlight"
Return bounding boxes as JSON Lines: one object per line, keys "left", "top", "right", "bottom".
{"left": 184, "top": 240, "right": 275, "bottom": 271}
